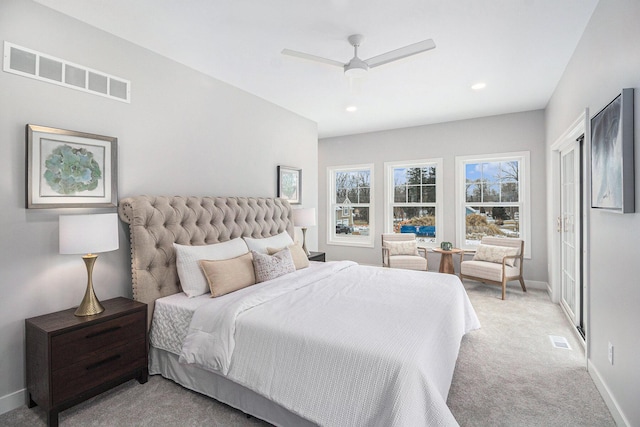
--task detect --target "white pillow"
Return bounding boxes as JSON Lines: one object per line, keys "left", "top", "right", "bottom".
{"left": 473, "top": 244, "right": 519, "bottom": 267}
{"left": 174, "top": 237, "right": 249, "bottom": 297}
{"left": 252, "top": 248, "right": 296, "bottom": 283}
{"left": 243, "top": 231, "right": 294, "bottom": 254}
{"left": 384, "top": 240, "right": 419, "bottom": 256}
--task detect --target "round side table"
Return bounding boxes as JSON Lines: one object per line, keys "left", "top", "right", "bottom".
{"left": 432, "top": 247, "right": 464, "bottom": 274}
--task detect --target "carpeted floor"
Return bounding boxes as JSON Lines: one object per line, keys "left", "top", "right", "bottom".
{"left": 2, "top": 280, "right": 614, "bottom": 426}
{"left": 447, "top": 281, "right": 614, "bottom": 427}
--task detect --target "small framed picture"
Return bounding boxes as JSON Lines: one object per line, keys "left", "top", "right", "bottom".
{"left": 26, "top": 124, "right": 118, "bottom": 208}
{"left": 277, "top": 165, "right": 301, "bottom": 205}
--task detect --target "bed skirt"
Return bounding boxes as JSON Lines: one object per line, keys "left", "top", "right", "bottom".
{"left": 149, "top": 347, "right": 316, "bottom": 427}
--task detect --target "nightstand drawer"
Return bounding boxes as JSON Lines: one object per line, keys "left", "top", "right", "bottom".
{"left": 51, "top": 311, "right": 145, "bottom": 371}
{"left": 51, "top": 338, "right": 146, "bottom": 406}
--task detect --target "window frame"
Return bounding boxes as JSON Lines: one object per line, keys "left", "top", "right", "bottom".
{"left": 327, "top": 163, "right": 375, "bottom": 248}
{"left": 384, "top": 158, "right": 444, "bottom": 248}
{"left": 455, "top": 151, "right": 531, "bottom": 257}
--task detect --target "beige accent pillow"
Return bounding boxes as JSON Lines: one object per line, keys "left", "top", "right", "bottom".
{"left": 473, "top": 244, "right": 519, "bottom": 267}
{"left": 384, "top": 240, "right": 419, "bottom": 256}
{"left": 267, "top": 242, "right": 309, "bottom": 270}
{"left": 199, "top": 252, "right": 256, "bottom": 297}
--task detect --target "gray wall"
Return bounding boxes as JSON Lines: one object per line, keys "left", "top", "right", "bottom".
{"left": 0, "top": 0, "right": 317, "bottom": 412}
{"left": 319, "top": 110, "right": 548, "bottom": 283}
{"left": 545, "top": 0, "right": 640, "bottom": 425}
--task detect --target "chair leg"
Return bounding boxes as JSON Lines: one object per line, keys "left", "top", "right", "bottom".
{"left": 519, "top": 277, "right": 527, "bottom": 292}
{"left": 501, "top": 277, "right": 507, "bottom": 300}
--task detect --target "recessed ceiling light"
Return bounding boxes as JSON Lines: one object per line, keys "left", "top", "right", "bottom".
{"left": 346, "top": 105, "right": 358, "bottom": 112}
{"left": 471, "top": 82, "right": 487, "bottom": 90}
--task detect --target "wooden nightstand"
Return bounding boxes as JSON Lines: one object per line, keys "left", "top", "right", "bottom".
{"left": 308, "top": 251, "right": 326, "bottom": 262}
{"left": 25, "top": 297, "right": 148, "bottom": 427}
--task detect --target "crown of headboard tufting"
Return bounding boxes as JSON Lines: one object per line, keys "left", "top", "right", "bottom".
{"left": 118, "top": 196, "right": 294, "bottom": 323}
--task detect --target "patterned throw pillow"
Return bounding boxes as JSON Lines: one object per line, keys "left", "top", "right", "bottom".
{"left": 473, "top": 244, "right": 519, "bottom": 267}
{"left": 252, "top": 248, "right": 296, "bottom": 283}
{"left": 384, "top": 240, "right": 419, "bottom": 256}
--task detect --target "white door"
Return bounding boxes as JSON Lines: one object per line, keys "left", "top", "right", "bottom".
{"left": 559, "top": 142, "right": 581, "bottom": 327}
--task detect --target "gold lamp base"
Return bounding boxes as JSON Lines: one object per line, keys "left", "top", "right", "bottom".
{"left": 75, "top": 254, "right": 105, "bottom": 317}
{"left": 301, "top": 227, "right": 310, "bottom": 256}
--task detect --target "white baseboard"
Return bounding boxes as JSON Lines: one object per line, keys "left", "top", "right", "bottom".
{"left": 0, "top": 388, "right": 26, "bottom": 416}
{"left": 523, "top": 279, "right": 548, "bottom": 291}
{"left": 588, "top": 361, "right": 629, "bottom": 427}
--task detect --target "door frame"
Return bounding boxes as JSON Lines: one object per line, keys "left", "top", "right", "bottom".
{"left": 549, "top": 109, "right": 590, "bottom": 354}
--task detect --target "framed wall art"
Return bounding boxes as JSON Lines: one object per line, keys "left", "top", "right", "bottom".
{"left": 590, "top": 88, "right": 634, "bottom": 213}
{"left": 26, "top": 124, "right": 118, "bottom": 208}
{"left": 277, "top": 165, "right": 301, "bottom": 205}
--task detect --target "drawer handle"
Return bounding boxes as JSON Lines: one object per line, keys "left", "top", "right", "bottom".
{"left": 86, "top": 354, "right": 121, "bottom": 371}
{"left": 85, "top": 326, "right": 121, "bottom": 339}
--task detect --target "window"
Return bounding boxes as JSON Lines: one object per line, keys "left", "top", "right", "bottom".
{"left": 455, "top": 151, "right": 531, "bottom": 256}
{"left": 384, "top": 159, "right": 443, "bottom": 247}
{"left": 328, "top": 164, "right": 374, "bottom": 247}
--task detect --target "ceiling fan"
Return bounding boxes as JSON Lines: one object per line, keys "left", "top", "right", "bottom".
{"left": 281, "top": 34, "right": 436, "bottom": 77}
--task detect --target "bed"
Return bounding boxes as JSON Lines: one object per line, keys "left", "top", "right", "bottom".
{"left": 118, "top": 196, "right": 480, "bottom": 427}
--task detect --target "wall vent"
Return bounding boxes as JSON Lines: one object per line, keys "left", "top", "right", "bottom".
{"left": 3, "top": 41, "right": 130, "bottom": 103}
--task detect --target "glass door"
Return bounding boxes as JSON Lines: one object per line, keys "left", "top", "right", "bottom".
{"left": 560, "top": 141, "right": 582, "bottom": 332}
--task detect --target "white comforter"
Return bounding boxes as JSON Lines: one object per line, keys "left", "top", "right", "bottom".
{"left": 179, "top": 261, "right": 480, "bottom": 427}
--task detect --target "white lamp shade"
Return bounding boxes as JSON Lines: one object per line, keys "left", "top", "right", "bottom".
{"left": 59, "top": 213, "right": 119, "bottom": 255}
{"left": 293, "top": 208, "right": 316, "bottom": 227}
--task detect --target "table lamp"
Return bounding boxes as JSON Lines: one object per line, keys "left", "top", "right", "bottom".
{"left": 293, "top": 208, "right": 316, "bottom": 256}
{"left": 59, "top": 213, "right": 119, "bottom": 316}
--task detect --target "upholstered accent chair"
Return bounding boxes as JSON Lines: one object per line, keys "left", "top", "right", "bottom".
{"left": 381, "top": 233, "right": 428, "bottom": 271}
{"left": 460, "top": 236, "right": 526, "bottom": 300}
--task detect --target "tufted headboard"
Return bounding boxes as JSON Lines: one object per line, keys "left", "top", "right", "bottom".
{"left": 118, "top": 196, "right": 294, "bottom": 322}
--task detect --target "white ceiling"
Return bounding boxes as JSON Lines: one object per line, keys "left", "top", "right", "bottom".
{"left": 34, "top": 0, "right": 598, "bottom": 138}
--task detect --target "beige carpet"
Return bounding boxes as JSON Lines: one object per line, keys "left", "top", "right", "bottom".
{"left": 448, "top": 281, "right": 614, "bottom": 426}
{"left": 2, "top": 280, "right": 614, "bottom": 426}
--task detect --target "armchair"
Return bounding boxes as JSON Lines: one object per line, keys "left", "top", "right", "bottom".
{"left": 460, "top": 236, "right": 526, "bottom": 300}
{"left": 381, "top": 233, "right": 428, "bottom": 271}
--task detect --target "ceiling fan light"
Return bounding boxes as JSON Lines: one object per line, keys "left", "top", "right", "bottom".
{"left": 344, "top": 56, "right": 368, "bottom": 78}
{"left": 345, "top": 66, "right": 368, "bottom": 78}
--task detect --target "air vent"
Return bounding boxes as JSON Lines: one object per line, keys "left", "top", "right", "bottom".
{"left": 3, "top": 42, "right": 130, "bottom": 103}
{"left": 549, "top": 335, "right": 572, "bottom": 350}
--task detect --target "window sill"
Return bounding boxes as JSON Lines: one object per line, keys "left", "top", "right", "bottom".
{"left": 327, "top": 239, "right": 374, "bottom": 248}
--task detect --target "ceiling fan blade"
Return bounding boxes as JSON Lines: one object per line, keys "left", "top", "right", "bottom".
{"left": 281, "top": 49, "right": 344, "bottom": 68}
{"left": 365, "top": 39, "right": 436, "bottom": 68}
